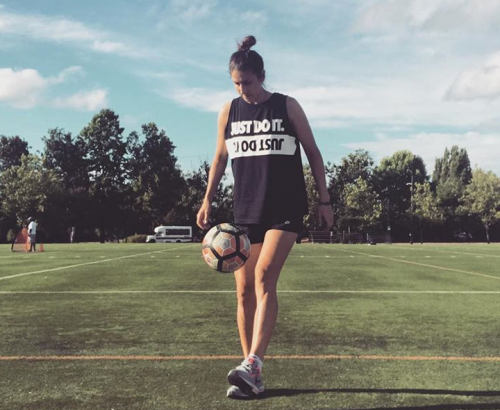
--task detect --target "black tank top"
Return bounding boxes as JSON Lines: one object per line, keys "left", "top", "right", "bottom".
{"left": 225, "top": 93, "right": 308, "bottom": 224}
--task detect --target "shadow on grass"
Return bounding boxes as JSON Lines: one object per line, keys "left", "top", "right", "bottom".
{"left": 261, "top": 388, "right": 500, "bottom": 409}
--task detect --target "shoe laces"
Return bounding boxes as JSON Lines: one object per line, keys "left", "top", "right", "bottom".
{"left": 241, "top": 357, "right": 260, "bottom": 376}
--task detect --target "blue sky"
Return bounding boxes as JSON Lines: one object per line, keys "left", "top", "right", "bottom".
{"left": 1, "top": 0, "right": 500, "bottom": 176}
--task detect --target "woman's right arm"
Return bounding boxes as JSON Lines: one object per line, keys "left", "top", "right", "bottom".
{"left": 196, "top": 102, "right": 231, "bottom": 230}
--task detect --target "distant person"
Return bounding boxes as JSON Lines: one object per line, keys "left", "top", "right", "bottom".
{"left": 27, "top": 217, "right": 37, "bottom": 252}
{"left": 70, "top": 226, "right": 76, "bottom": 243}
{"left": 197, "top": 35, "right": 333, "bottom": 399}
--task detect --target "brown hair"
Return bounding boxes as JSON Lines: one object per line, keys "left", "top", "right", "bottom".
{"left": 229, "top": 35, "right": 265, "bottom": 80}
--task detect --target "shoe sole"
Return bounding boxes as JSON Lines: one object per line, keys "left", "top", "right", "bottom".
{"left": 227, "top": 387, "right": 254, "bottom": 400}
{"left": 227, "top": 369, "right": 260, "bottom": 395}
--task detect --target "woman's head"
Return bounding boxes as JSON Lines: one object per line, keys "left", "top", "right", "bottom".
{"left": 229, "top": 36, "right": 267, "bottom": 103}
{"left": 229, "top": 36, "right": 265, "bottom": 81}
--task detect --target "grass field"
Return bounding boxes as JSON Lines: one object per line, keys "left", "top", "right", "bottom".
{"left": 1, "top": 242, "right": 500, "bottom": 410}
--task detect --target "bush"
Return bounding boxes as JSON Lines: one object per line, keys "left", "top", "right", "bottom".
{"left": 126, "top": 234, "right": 148, "bottom": 243}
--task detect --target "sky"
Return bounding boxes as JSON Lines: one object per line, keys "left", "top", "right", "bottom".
{"left": 1, "top": 0, "right": 500, "bottom": 177}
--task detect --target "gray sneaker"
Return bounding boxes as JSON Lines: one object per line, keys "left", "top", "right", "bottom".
{"left": 227, "top": 357, "right": 264, "bottom": 395}
{"left": 227, "top": 385, "right": 252, "bottom": 399}
{"left": 227, "top": 380, "right": 264, "bottom": 399}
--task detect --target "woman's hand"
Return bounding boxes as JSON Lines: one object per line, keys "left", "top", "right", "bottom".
{"left": 196, "top": 201, "right": 212, "bottom": 230}
{"left": 317, "top": 204, "right": 334, "bottom": 230}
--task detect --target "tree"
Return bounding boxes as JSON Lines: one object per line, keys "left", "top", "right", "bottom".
{"left": 127, "top": 123, "right": 184, "bottom": 232}
{"left": 0, "top": 135, "right": 29, "bottom": 172}
{"left": 433, "top": 146, "right": 472, "bottom": 189}
{"left": 433, "top": 146, "right": 472, "bottom": 239}
{"left": 0, "top": 154, "right": 60, "bottom": 226}
{"left": 303, "top": 165, "right": 319, "bottom": 230}
{"left": 78, "top": 109, "right": 128, "bottom": 242}
{"left": 42, "top": 128, "right": 91, "bottom": 241}
{"left": 166, "top": 161, "right": 232, "bottom": 239}
{"left": 459, "top": 169, "right": 500, "bottom": 244}
{"left": 43, "top": 128, "right": 88, "bottom": 189}
{"left": 0, "top": 136, "right": 31, "bottom": 240}
{"left": 412, "top": 182, "right": 444, "bottom": 243}
{"left": 374, "top": 150, "right": 428, "bottom": 242}
{"left": 342, "top": 177, "right": 382, "bottom": 231}
{"left": 328, "top": 150, "right": 375, "bottom": 230}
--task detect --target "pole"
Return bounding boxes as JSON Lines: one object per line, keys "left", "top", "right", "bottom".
{"left": 407, "top": 174, "right": 414, "bottom": 245}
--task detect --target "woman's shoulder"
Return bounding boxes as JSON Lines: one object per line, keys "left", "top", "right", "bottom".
{"left": 217, "top": 100, "right": 234, "bottom": 127}
{"left": 272, "top": 92, "right": 299, "bottom": 108}
{"left": 284, "top": 94, "right": 301, "bottom": 112}
{"left": 219, "top": 100, "right": 234, "bottom": 115}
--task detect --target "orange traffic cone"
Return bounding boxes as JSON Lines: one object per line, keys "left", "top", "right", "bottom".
{"left": 39, "top": 243, "right": 44, "bottom": 252}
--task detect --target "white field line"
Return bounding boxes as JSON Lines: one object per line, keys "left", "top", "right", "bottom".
{"left": 0, "top": 244, "right": 198, "bottom": 282}
{"left": 330, "top": 247, "right": 500, "bottom": 282}
{"left": 1, "top": 290, "right": 500, "bottom": 295}
{"left": 409, "top": 247, "right": 500, "bottom": 259}
{"left": 1, "top": 354, "right": 500, "bottom": 362}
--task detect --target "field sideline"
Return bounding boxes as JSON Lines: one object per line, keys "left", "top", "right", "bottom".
{"left": 1, "top": 242, "right": 500, "bottom": 410}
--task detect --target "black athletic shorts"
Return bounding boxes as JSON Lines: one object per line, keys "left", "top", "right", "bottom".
{"left": 237, "top": 219, "right": 302, "bottom": 244}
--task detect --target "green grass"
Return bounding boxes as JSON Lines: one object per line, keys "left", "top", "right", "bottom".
{"left": 1, "top": 242, "right": 500, "bottom": 409}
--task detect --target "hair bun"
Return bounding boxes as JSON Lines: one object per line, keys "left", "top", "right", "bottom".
{"left": 238, "top": 35, "right": 257, "bottom": 52}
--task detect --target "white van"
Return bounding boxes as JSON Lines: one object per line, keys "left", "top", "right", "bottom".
{"left": 146, "top": 226, "right": 193, "bottom": 243}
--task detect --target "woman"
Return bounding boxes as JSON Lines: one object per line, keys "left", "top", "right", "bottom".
{"left": 196, "top": 35, "right": 333, "bottom": 399}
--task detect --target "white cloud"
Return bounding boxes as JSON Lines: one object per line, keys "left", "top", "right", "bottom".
{"left": 0, "top": 11, "right": 94, "bottom": 41}
{"left": 0, "top": 66, "right": 104, "bottom": 111}
{"left": 446, "top": 52, "right": 500, "bottom": 101}
{"left": 344, "top": 131, "right": 500, "bottom": 176}
{"left": 0, "top": 68, "right": 46, "bottom": 108}
{"left": 285, "top": 79, "right": 500, "bottom": 129}
{"left": 52, "top": 89, "right": 108, "bottom": 111}
{"left": 241, "top": 10, "right": 268, "bottom": 25}
{"left": 122, "top": 114, "right": 140, "bottom": 129}
{"left": 352, "top": 0, "right": 500, "bottom": 34}
{"left": 353, "top": 0, "right": 429, "bottom": 33}
{"left": 165, "top": 87, "right": 234, "bottom": 112}
{"left": 49, "top": 66, "right": 84, "bottom": 85}
{"left": 0, "top": 10, "right": 150, "bottom": 58}
{"left": 92, "top": 40, "right": 126, "bottom": 53}
{"left": 168, "top": 0, "right": 218, "bottom": 24}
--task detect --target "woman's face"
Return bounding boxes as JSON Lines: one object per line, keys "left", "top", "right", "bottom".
{"left": 230, "top": 69, "right": 264, "bottom": 104}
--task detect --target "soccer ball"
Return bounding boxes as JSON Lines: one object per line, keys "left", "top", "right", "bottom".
{"left": 202, "top": 223, "right": 251, "bottom": 273}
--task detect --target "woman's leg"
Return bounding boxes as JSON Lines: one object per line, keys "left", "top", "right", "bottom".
{"left": 234, "top": 243, "right": 263, "bottom": 357}
{"left": 228, "top": 229, "right": 297, "bottom": 395}
{"left": 250, "top": 229, "right": 297, "bottom": 359}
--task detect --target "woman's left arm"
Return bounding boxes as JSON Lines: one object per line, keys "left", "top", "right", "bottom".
{"left": 287, "top": 96, "right": 334, "bottom": 229}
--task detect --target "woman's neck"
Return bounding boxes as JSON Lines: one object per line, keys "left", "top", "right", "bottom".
{"left": 247, "top": 89, "right": 271, "bottom": 104}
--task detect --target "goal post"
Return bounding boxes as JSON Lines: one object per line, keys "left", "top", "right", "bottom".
{"left": 11, "top": 227, "right": 30, "bottom": 252}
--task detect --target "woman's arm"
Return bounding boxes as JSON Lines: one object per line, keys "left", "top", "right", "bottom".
{"left": 287, "top": 96, "right": 334, "bottom": 229}
{"left": 196, "top": 102, "right": 231, "bottom": 230}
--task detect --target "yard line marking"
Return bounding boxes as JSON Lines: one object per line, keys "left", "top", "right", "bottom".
{"left": 409, "top": 247, "right": 500, "bottom": 259}
{"left": 0, "top": 244, "right": 199, "bottom": 282}
{"left": 332, "top": 247, "right": 500, "bottom": 282}
{"left": 288, "top": 256, "right": 364, "bottom": 259}
{"left": 1, "top": 354, "right": 500, "bottom": 362}
{"left": 1, "top": 290, "right": 500, "bottom": 295}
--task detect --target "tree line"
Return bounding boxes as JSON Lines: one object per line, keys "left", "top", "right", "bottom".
{"left": 1, "top": 109, "right": 499, "bottom": 243}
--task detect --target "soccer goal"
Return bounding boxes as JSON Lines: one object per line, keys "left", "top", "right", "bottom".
{"left": 309, "top": 231, "right": 336, "bottom": 243}
{"left": 11, "top": 228, "right": 30, "bottom": 252}
{"left": 365, "top": 231, "right": 392, "bottom": 245}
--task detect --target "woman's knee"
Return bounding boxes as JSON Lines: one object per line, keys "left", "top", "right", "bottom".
{"left": 236, "top": 282, "right": 256, "bottom": 304}
{"left": 255, "top": 267, "right": 280, "bottom": 297}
